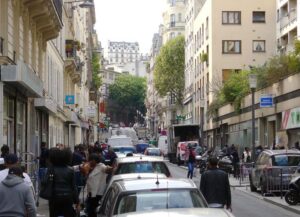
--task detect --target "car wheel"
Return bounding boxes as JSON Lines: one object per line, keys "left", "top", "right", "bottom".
{"left": 285, "top": 190, "right": 299, "bottom": 205}
{"left": 249, "top": 175, "right": 257, "bottom": 192}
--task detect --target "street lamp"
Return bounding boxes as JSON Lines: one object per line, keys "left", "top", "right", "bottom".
{"left": 249, "top": 74, "right": 257, "bottom": 161}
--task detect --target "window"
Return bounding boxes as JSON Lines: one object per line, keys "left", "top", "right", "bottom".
{"left": 205, "top": 17, "right": 209, "bottom": 39}
{"left": 0, "top": 37, "right": 4, "bottom": 54}
{"left": 253, "top": 40, "right": 265, "bottom": 52}
{"left": 222, "top": 40, "right": 241, "bottom": 54}
{"left": 222, "top": 11, "right": 241, "bottom": 24}
{"left": 253, "top": 11, "right": 265, "bottom": 23}
{"left": 178, "top": 13, "right": 182, "bottom": 22}
{"left": 170, "top": 0, "right": 176, "bottom": 6}
{"left": 170, "top": 14, "right": 176, "bottom": 27}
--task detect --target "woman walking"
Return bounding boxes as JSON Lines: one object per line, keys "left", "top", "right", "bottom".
{"left": 48, "top": 148, "right": 80, "bottom": 217}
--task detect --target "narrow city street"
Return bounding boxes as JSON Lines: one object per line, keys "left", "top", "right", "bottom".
{"left": 167, "top": 163, "right": 299, "bottom": 217}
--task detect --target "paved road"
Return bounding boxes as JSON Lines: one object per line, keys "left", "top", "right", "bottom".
{"left": 167, "top": 162, "right": 299, "bottom": 217}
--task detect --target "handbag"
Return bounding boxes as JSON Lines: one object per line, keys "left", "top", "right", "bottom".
{"left": 39, "top": 167, "right": 54, "bottom": 200}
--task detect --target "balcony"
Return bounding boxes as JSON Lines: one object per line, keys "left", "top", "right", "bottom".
{"left": 64, "top": 108, "right": 80, "bottom": 125}
{"left": 34, "top": 97, "right": 57, "bottom": 114}
{"left": 0, "top": 61, "right": 43, "bottom": 97}
{"left": 65, "top": 40, "right": 83, "bottom": 84}
{"left": 280, "top": 10, "right": 297, "bottom": 32}
{"left": 23, "top": 0, "right": 63, "bottom": 41}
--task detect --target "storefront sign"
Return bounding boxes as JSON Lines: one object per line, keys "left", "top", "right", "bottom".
{"left": 281, "top": 107, "right": 300, "bottom": 130}
{"left": 86, "top": 106, "right": 96, "bottom": 118}
{"left": 65, "top": 95, "right": 75, "bottom": 105}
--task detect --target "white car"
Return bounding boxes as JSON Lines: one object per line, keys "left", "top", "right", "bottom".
{"left": 104, "top": 173, "right": 167, "bottom": 196}
{"left": 97, "top": 178, "right": 208, "bottom": 217}
{"left": 116, "top": 208, "right": 235, "bottom": 217}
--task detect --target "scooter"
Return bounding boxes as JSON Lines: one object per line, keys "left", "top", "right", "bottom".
{"left": 285, "top": 176, "right": 300, "bottom": 205}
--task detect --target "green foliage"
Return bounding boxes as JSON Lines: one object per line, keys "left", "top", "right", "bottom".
{"left": 294, "top": 40, "right": 300, "bottom": 56}
{"left": 92, "top": 53, "right": 102, "bottom": 90}
{"left": 109, "top": 74, "right": 146, "bottom": 112}
{"left": 154, "top": 35, "right": 185, "bottom": 104}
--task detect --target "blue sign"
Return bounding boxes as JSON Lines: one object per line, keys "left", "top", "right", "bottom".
{"left": 65, "top": 95, "right": 75, "bottom": 105}
{"left": 260, "top": 95, "right": 273, "bottom": 108}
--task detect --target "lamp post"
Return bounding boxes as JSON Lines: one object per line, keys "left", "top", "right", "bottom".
{"left": 249, "top": 74, "right": 257, "bottom": 161}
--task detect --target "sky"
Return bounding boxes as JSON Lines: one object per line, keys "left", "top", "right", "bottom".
{"left": 94, "top": 0, "right": 167, "bottom": 55}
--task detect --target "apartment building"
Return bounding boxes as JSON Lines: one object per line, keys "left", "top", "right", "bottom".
{"left": 0, "top": 0, "right": 63, "bottom": 154}
{"left": 156, "top": 0, "right": 186, "bottom": 134}
{"left": 107, "top": 41, "right": 139, "bottom": 64}
{"left": 0, "top": 0, "right": 98, "bottom": 154}
{"left": 277, "top": 0, "right": 298, "bottom": 54}
{"left": 187, "top": 0, "right": 277, "bottom": 148}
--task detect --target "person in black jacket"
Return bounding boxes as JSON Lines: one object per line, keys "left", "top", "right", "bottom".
{"left": 200, "top": 157, "right": 231, "bottom": 210}
{"left": 48, "top": 148, "right": 80, "bottom": 217}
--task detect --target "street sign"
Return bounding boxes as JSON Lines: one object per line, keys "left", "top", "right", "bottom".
{"left": 65, "top": 95, "right": 75, "bottom": 105}
{"left": 260, "top": 95, "right": 273, "bottom": 108}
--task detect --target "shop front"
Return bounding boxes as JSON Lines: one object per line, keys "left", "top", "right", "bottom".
{"left": 281, "top": 107, "right": 300, "bottom": 148}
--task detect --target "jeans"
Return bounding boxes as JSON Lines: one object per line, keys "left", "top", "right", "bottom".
{"left": 187, "top": 162, "right": 194, "bottom": 179}
{"left": 39, "top": 168, "right": 47, "bottom": 181}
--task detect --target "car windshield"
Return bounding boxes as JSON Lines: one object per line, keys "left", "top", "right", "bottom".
{"left": 272, "top": 155, "right": 300, "bottom": 166}
{"left": 114, "top": 189, "right": 206, "bottom": 215}
{"left": 115, "top": 162, "right": 170, "bottom": 177}
{"left": 147, "top": 149, "right": 161, "bottom": 156}
{"left": 113, "top": 147, "right": 135, "bottom": 154}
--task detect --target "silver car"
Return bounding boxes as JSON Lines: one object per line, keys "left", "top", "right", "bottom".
{"left": 116, "top": 208, "right": 235, "bottom": 217}
{"left": 97, "top": 178, "right": 207, "bottom": 217}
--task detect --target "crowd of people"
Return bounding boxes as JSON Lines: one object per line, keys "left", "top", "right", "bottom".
{"left": 0, "top": 142, "right": 118, "bottom": 217}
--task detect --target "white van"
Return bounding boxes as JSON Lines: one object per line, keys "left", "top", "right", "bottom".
{"left": 158, "top": 135, "right": 168, "bottom": 156}
{"left": 107, "top": 135, "right": 133, "bottom": 147}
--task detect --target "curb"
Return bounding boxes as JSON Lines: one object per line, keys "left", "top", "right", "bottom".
{"left": 263, "top": 197, "right": 300, "bottom": 215}
{"left": 233, "top": 187, "right": 300, "bottom": 215}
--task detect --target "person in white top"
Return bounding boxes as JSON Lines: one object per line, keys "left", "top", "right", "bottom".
{"left": 74, "top": 153, "right": 112, "bottom": 217}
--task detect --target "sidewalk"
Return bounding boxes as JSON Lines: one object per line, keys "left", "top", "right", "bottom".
{"left": 37, "top": 199, "right": 49, "bottom": 217}
{"left": 229, "top": 177, "right": 300, "bottom": 215}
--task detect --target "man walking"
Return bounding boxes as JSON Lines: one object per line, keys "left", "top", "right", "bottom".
{"left": 0, "top": 154, "right": 33, "bottom": 188}
{"left": 200, "top": 157, "right": 231, "bottom": 210}
{"left": 0, "top": 166, "right": 37, "bottom": 217}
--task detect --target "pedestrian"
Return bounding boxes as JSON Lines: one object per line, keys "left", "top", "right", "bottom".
{"left": 47, "top": 148, "right": 80, "bottom": 217}
{"left": 72, "top": 145, "right": 86, "bottom": 194}
{"left": 242, "top": 147, "right": 251, "bottom": 163}
{"left": 0, "top": 153, "right": 33, "bottom": 188}
{"left": 200, "top": 157, "right": 231, "bottom": 210}
{"left": 39, "top": 142, "right": 49, "bottom": 181}
{"left": 230, "top": 145, "right": 240, "bottom": 178}
{"left": 187, "top": 146, "right": 195, "bottom": 179}
{"left": 80, "top": 153, "right": 113, "bottom": 217}
{"left": 0, "top": 166, "right": 37, "bottom": 217}
{"left": 0, "top": 145, "right": 9, "bottom": 158}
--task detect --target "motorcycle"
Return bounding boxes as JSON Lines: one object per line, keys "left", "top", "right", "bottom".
{"left": 285, "top": 175, "right": 300, "bottom": 205}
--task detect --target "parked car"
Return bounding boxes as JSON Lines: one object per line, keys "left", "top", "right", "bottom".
{"left": 97, "top": 179, "right": 207, "bottom": 217}
{"left": 144, "top": 148, "right": 163, "bottom": 157}
{"left": 249, "top": 149, "right": 300, "bottom": 194}
{"left": 112, "top": 156, "right": 171, "bottom": 177}
{"left": 115, "top": 208, "right": 235, "bottom": 217}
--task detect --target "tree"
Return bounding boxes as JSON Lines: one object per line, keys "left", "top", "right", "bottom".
{"left": 109, "top": 74, "right": 146, "bottom": 120}
{"left": 91, "top": 53, "right": 102, "bottom": 90}
{"left": 154, "top": 35, "right": 185, "bottom": 104}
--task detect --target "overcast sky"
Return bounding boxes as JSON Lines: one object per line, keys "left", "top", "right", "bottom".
{"left": 94, "top": 0, "right": 167, "bottom": 54}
